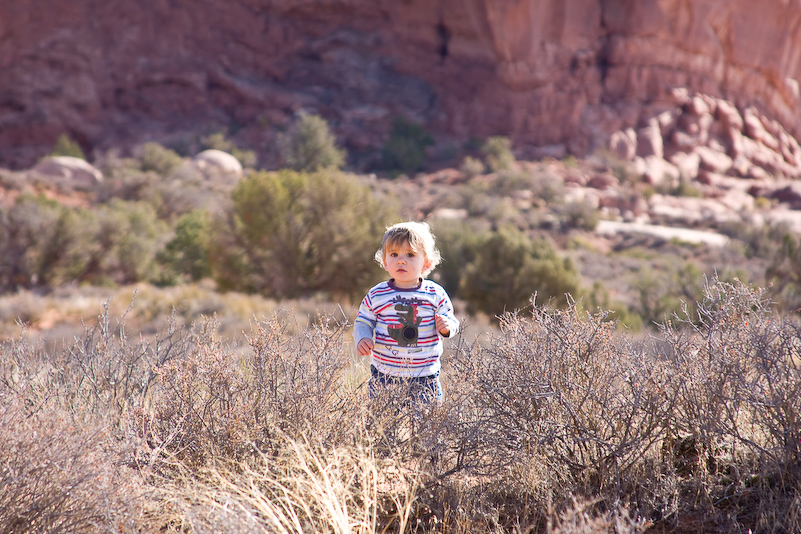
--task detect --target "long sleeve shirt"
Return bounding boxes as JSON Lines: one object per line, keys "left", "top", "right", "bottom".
{"left": 353, "top": 278, "right": 459, "bottom": 378}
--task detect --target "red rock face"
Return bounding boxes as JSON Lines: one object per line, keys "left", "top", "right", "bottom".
{"left": 0, "top": 0, "right": 799, "bottom": 170}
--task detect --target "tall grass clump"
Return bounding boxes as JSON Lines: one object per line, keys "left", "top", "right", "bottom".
{"left": 164, "top": 431, "right": 424, "bottom": 534}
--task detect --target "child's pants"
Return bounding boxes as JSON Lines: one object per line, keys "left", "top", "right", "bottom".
{"left": 368, "top": 365, "right": 443, "bottom": 406}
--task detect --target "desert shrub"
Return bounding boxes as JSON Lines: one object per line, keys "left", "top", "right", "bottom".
{"left": 719, "top": 220, "right": 791, "bottom": 260}
{"left": 136, "top": 141, "right": 184, "bottom": 176}
{"left": 156, "top": 210, "right": 212, "bottom": 285}
{"left": 381, "top": 117, "right": 434, "bottom": 175}
{"left": 765, "top": 232, "right": 801, "bottom": 314}
{"left": 49, "top": 133, "right": 85, "bottom": 159}
{"left": 0, "top": 304, "right": 164, "bottom": 533}
{"left": 0, "top": 397, "right": 141, "bottom": 534}
{"left": 84, "top": 200, "right": 168, "bottom": 285}
{"left": 0, "top": 196, "right": 167, "bottom": 289}
{"left": 459, "top": 155, "right": 485, "bottom": 178}
{"left": 11, "top": 199, "right": 167, "bottom": 289}
{"left": 0, "top": 195, "right": 65, "bottom": 291}
{"left": 96, "top": 146, "right": 229, "bottom": 219}
{"left": 52, "top": 299, "right": 188, "bottom": 420}
{"left": 669, "top": 178, "right": 703, "bottom": 198}
{"left": 428, "top": 218, "right": 486, "bottom": 298}
{"left": 451, "top": 303, "right": 674, "bottom": 499}
{"left": 491, "top": 169, "right": 538, "bottom": 196}
{"left": 166, "top": 435, "right": 424, "bottom": 534}
{"left": 583, "top": 280, "right": 643, "bottom": 331}
{"left": 95, "top": 159, "right": 162, "bottom": 204}
{"left": 481, "top": 135, "right": 515, "bottom": 173}
{"left": 143, "top": 311, "right": 357, "bottom": 468}
{"left": 592, "top": 148, "right": 641, "bottom": 186}
{"left": 558, "top": 199, "right": 600, "bottom": 231}
{"left": 657, "top": 277, "right": 801, "bottom": 531}
{"left": 458, "top": 225, "right": 582, "bottom": 317}
{"left": 280, "top": 114, "right": 345, "bottom": 172}
{"left": 210, "top": 169, "right": 393, "bottom": 299}
{"left": 633, "top": 261, "right": 706, "bottom": 327}
{"left": 1, "top": 276, "right": 800, "bottom": 533}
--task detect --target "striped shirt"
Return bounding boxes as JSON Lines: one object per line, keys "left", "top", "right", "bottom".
{"left": 354, "top": 279, "right": 459, "bottom": 378}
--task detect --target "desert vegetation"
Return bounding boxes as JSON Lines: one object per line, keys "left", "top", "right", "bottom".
{"left": 2, "top": 120, "right": 801, "bottom": 533}
{"left": 1, "top": 277, "right": 800, "bottom": 533}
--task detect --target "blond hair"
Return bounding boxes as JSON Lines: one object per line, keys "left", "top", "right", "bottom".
{"left": 374, "top": 221, "right": 441, "bottom": 277}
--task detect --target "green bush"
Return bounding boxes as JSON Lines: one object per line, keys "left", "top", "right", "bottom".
{"left": 381, "top": 117, "right": 434, "bottom": 175}
{"left": 459, "top": 155, "right": 485, "bottom": 178}
{"left": 89, "top": 200, "right": 167, "bottom": 285}
{"left": 211, "top": 169, "right": 394, "bottom": 299}
{"left": 558, "top": 199, "right": 600, "bottom": 231}
{"left": 0, "top": 196, "right": 166, "bottom": 290}
{"left": 137, "top": 142, "right": 184, "bottom": 176}
{"left": 429, "top": 218, "right": 486, "bottom": 298}
{"left": 156, "top": 210, "right": 212, "bottom": 285}
{"left": 481, "top": 136, "right": 515, "bottom": 173}
{"left": 280, "top": 114, "right": 345, "bottom": 172}
{"left": 633, "top": 261, "right": 706, "bottom": 326}
{"left": 583, "top": 280, "right": 643, "bottom": 331}
{"left": 0, "top": 195, "right": 66, "bottom": 290}
{"left": 766, "top": 233, "right": 801, "bottom": 314}
{"left": 445, "top": 224, "right": 581, "bottom": 317}
{"left": 49, "top": 133, "right": 85, "bottom": 159}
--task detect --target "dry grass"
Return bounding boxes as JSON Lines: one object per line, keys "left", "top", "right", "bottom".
{"left": 0, "top": 276, "right": 799, "bottom": 533}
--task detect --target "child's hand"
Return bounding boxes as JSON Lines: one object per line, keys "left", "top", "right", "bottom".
{"left": 435, "top": 314, "right": 450, "bottom": 336}
{"left": 356, "top": 338, "right": 374, "bottom": 356}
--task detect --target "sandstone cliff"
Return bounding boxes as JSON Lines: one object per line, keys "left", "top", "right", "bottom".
{"left": 1, "top": 0, "right": 799, "bottom": 171}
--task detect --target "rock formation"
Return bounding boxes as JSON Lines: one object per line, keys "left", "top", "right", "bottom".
{"left": 0, "top": 0, "right": 799, "bottom": 172}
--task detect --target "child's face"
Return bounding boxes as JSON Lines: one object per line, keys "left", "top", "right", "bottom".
{"left": 383, "top": 240, "right": 431, "bottom": 288}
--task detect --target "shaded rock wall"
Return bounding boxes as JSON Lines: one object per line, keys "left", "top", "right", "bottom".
{"left": 0, "top": 0, "right": 799, "bottom": 169}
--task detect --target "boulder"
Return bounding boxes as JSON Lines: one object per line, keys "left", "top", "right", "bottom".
{"left": 193, "top": 150, "right": 243, "bottom": 179}
{"left": 669, "top": 151, "right": 701, "bottom": 180}
{"left": 718, "top": 189, "right": 756, "bottom": 212}
{"left": 695, "top": 146, "right": 733, "bottom": 175}
{"left": 648, "top": 194, "right": 739, "bottom": 225}
{"left": 636, "top": 118, "right": 664, "bottom": 159}
{"left": 764, "top": 208, "right": 801, "bottom": 234}
{"left": 715, "top": 99, "right": 744, "bottom": 130}
{"left": 609, "top": 128, "right": 637, "bottom": 161}
{"left": 769, "top": 183, "right": 801, "bottom": 209}
{"left": 743, "top": 108, "right": 780, "bottom": 152}
{"left": 586, "top": 172, "right": 618, "bottom": 190}
{"left": 635, "top": 155, "right": 680, "bottom": 187}
{"left": 30, "top": 156, "right": 103, "bottom": 191}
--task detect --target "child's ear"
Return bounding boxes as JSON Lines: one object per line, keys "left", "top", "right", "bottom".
{"left": 424, "top": 258, "right": 433, "bottom": 271}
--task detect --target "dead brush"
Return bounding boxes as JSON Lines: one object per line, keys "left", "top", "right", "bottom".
{"left": 658, "top": 276, "right": 801, "bottom": 531}
{"left": 450, "top": 297, "right": 674, "bottom": 505}
{"left": 55, "top": 298, "right": 189, "bottom": 419}
{"left": 141, "top": 309, "right": 358, "bottom": 472}
{"left": 0, "top": 384, "right": 143, "bottom": 534}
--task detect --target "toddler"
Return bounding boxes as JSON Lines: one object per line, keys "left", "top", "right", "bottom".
{"left": 354, "top": 221, "right": 459, "bottom": 404}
